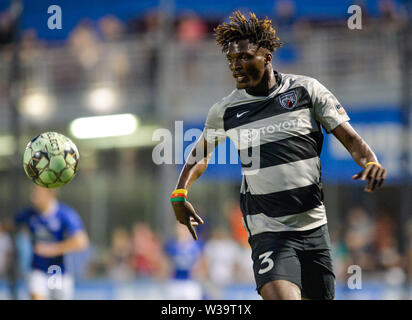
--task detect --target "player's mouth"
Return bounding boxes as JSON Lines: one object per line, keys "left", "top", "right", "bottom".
{"left": 234, "top": 73, "right": 248, "bottom": 83}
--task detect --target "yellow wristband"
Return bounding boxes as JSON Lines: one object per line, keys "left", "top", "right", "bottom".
{"left": 171, "top": 189, "right": 188, "bottom": 196}
{"left": 365, "top": 162, "right": 381, "bottom": 168}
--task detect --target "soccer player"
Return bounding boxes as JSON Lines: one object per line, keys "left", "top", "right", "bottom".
{"left": 164, "top": 223, "right": 204, "bottom": 299}
{"left": 170, "top": 11, "right": 387, "bottom": 300}
{"left": 9, "top": 185, "right": 88, "bottom": 300}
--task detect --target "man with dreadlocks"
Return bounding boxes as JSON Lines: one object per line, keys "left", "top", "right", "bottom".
{"left": 170, "top": 11, "right": 387, "bottom": 300}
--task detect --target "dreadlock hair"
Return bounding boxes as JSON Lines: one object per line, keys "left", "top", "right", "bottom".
{"left": 214, "top": 11, "right": 283, "bottom": 53}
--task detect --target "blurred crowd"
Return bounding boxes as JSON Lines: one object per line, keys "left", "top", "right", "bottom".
{"left": 0, "top": 0, "right": 409, "bottom": 97}
{"left": 0, "top": 204, "right": 255, "bottom": 299}
{"left": 79, "top": 204, "right": 255, "bottom": 299}
{"left": 1, "top": 203, "right": 412, "bottom": 299}
{"left": 331, "top": 206, "right": 411, "bottom": 286}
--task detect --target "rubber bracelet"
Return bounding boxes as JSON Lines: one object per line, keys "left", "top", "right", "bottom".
{"left": 171, "top": 189, "right": 188, "bottom": 196}
{"left": 170, "top": 197, "right": 187, "bottom": 203}
{"left": 170, "top": 193, "right": 187, "bottom": 199}
{"left": 365, "top": 162, "right": 381, "bottom": 168}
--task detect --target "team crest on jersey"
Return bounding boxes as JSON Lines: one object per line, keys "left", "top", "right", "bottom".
{"left": 336, "top": 104, "right": 346, "bottom": 114}
{"left": 279, "top": 91, "right": 298, "bottom": 110}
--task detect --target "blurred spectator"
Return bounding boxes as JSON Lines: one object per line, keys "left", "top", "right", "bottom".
{"left": 131, "top": 222, "right": 167, "bottom": 279}
{"left": 67, "top": 19, "right": 101, "bottom": 85}
{"left": 140, "top": 10, "right": 165, "bottom": 91}
{"left": 20, "top": 29, "right": 45, "bottom": 91}
{"left": 199, "top": 228, "right": 243, "bottom": 299}
{"left": 343, "top": 207, "right": 375, "bottom": 272}
{"left": 104, "top": 227, "right": 134, "bottom": 281}
{"left": 68, "top": 19, "right": 100, "bottom": 68}
{"left": 330, "top": 225, "right": 349, "bottom": 282}
{"left": 164, "top": 223, "right": 204, "bottom": 299}
{"left": 377, "top": 0, "right": 403, "bottom": 33}
{"left": 176, "top": 11, "right": 207, "bottom": 83}
{"left": 0, "top": 223, "right": 12, "bottom": 277}
{"left": 372, "top": 210, "right": 406, "bottom": 287}
{"left": 228, "top": 205, "right": 248, "bottom": 247}
{"left": 0, "top": 11, "right": 13, "bottom": 51}
{"left": 99, "top": 15, "right": 125, "bottom": 42}
{"left": 98, "top": 15, "right": 130, "bottom": 85}
{"left": 273, "top": 0, "right": 297, "bottom": 30}
{"left": 21, "top": 29, "right": 42, "bottom": 53}
{"left": 373, "top": 211, "right": 403, "bottom": 269}
{"left": 227, "top": 204, "right": 254, "bottom": 284}
{"left": 14, "top": 229, "right": 32, "bottom": 278}
{"left": 176, "top": 11, "right": 207, "bottom": 45}
{"left": 233, "top": 242, "right": 255, "bottom": 285}
{"left": 407, "top": 218, "right": 412, "bottom": 282}
{"left": 0, "top": 10, "right": 14, "bottom": 98}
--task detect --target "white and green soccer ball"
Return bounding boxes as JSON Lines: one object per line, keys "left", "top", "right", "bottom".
{"left": 23, "top": 132, "right": 80, "bottom": 188}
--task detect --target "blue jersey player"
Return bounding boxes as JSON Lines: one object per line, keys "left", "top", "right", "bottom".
{"left": 164, "top": 223, "right": 204, "bottom": 299}
{"left": 13, "top": 185, "right": 89, "bottom": 300}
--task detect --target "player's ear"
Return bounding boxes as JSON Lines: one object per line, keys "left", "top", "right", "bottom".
{"left": 264, "top": 53, "right": 272, "bottom": 65}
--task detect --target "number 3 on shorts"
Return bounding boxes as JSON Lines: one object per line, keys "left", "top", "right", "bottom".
{"left": 258, "top": 251, "right": 274, "bottom": 274}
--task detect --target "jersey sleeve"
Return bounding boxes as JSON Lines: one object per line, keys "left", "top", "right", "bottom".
{"left": 14, "top": 209, "right": 31, "bottom": 226}
{"left": 310, "top": 79, "right": 350, "bottom": 133}
{"left": 204, "top": 102, "right": 227, "bottom": 144}
{"left": 63, "top": 208, "right": 84, "bottom": 236}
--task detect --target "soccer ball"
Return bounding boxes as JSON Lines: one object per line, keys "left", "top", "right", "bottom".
{"left": 23, "top": 132, "right": 80, "bottom": 188}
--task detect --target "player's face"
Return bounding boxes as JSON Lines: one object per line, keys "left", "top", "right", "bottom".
{"left": 226, "top": 39, "right": 269, "bottom": 89}
{"left": 30, "top": 186, "right": 56, "bottom": 212}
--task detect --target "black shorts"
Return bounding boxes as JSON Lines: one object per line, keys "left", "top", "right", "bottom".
{"left": 249, "top": 224, "right": 335, "bottom": 300}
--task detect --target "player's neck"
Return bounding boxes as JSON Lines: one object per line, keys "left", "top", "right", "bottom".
{"left": 245, "top": 68, "right": 277, "bottom": 97}
{"left": 40, "top": 199, "right": 58, "bottom": 216}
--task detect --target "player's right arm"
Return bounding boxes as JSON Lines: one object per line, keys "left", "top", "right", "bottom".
{"left": 171, "top": 132, "right": 219, "bottom": 240}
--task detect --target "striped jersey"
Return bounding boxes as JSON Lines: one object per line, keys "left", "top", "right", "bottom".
{"left": 204, "top": 72, "right": 350, "bottom": 237}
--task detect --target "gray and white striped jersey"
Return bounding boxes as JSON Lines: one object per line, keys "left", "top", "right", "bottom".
{"left": 204, "top": 72, "right": 350, "bottom": 237}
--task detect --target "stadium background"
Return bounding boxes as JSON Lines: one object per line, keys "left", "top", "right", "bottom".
{"left": 0, "top": 0, "right": 411, "bottom": 299}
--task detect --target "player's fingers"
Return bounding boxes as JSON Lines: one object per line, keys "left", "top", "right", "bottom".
{"left": 368, "top": 177, "right": 379, "bottom": 192}
{"left": 352, "top": 172, "right": 361, "bottom": 180}
{"left": 373, "top": 167, "right": 385, "bottom": 187}
{"left": 377, "top": 168, "right": 387, "bottom": 188}
{"left": 187, "top": 223, "right": 198, "bottom": 241}
{"left": 191, "top": 212, "right": 204, "bottom": 224}
{"left": 184, "top": 202, "right": 204, "bottom": 224}
{"left": 189, "top": 217, "right": 199, "bottom": 226}
{"left": 360, "top": 165, "right": 373, "bottom": 180}
{"left": 365, "top": 165, "right": 380, "bottom": 191}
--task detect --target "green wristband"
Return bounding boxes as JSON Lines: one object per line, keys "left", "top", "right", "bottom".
{"left": 170, "top": 197, "right": 187, "bottom": 203}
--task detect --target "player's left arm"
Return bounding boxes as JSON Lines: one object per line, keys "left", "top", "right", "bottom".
{"left": 332, "top": 122, "right": 387, "bottom": 192}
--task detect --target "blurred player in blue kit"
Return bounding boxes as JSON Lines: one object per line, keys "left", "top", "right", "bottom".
{"left": 10, "top": 185, "right": 89, "bottom": 300}
{"left": 164, "top": 223, "right": 204, "bottom": 299}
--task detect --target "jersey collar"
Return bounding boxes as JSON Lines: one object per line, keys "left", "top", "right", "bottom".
{"left": 244, "top": 71, "right": 282, "bottom": 98}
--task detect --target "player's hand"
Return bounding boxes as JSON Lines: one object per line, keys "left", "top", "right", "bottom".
{"left": 34, "top": 242, "right": 61, "bottom": 257}
{"left": 352, "top": 163, "right": 387, "bottom": 192}
{"left": 171, "top": 201, "right": 204, "bottom": 240}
